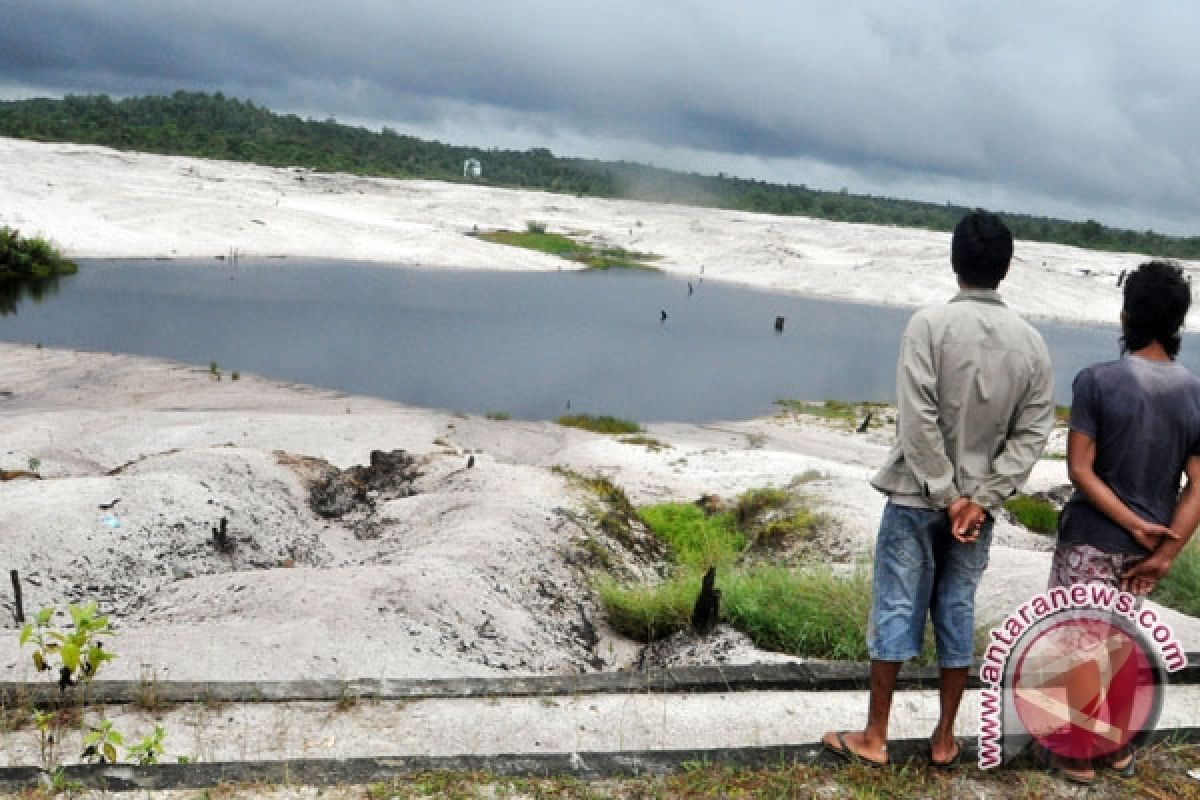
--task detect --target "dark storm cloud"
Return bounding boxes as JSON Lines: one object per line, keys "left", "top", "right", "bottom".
{"left": 3, "top": 1, "right": 1199, "bottom": 233}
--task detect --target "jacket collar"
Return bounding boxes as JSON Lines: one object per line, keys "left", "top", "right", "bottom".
{"left": 950, "top": 288, "right": 1006, "bottom": 307}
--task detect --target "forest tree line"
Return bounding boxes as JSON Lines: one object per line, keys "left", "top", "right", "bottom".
{"left": 2, "top": 91, "right": 1198, "bottom": 259}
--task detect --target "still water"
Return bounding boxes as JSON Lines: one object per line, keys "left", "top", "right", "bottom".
{"left": 0, "top": 259, "right": 1177, "bottom": 423}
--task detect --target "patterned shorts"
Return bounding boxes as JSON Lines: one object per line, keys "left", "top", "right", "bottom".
{"left": 1044, "top": 543, "right": 1147, "bottom": 660}
{"left": 1049, "top": 543, "right": 1145, "bottom": 590}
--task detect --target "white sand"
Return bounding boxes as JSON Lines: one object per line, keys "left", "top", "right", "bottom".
{"left": 1, "top": 137, "right": 1198, "bottom": 691}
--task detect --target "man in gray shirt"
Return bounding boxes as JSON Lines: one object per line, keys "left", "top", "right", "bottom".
{"left": 823, "top": 211, "right": 1055, "bottom": 767}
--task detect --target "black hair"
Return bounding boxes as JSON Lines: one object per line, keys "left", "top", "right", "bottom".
{"left": 1121, "top": 260, "right": 1191, "bottom": 358}
{"left": 951, "top": 210, "right": 1013, "bottom": 290}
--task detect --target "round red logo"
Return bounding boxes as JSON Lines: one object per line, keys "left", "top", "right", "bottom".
{"left": 1010, "top": 611, "right": 1164, "bottom": 760}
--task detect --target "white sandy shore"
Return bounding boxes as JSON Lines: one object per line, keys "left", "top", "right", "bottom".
{"left": 1, "top": 137, "right": 1197, "bottom": 693}
{"left": 3, "top": 136, "right": 1196, "bottom": 327}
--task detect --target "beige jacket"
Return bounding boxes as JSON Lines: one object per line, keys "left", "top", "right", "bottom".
{"left": 871, "top": 289, "right": 1055, "bottom": 510}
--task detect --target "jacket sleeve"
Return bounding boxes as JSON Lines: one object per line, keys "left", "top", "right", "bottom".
{"left": 895, "top": 316, "right": 959, "bottom": 508}
{"left": 973, "top": 346, "right": 1056, "bottom": 509}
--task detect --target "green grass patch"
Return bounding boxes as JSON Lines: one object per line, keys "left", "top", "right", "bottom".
{"left": 1055, "top": 404, "right": 1071, "bottom": 423}
{"left": 556, "top": 413, "right": 642, "bottom": 434}
{"left": 638, "top": 503, "right": 744, "bottom": 569}
{"left": 595, "top": 489, "right": 952, "bottom": 661}
{"left": 719, "top": 564, "right": 877, "bottom": 660}
{"left": 596, "top": 571, "right": 700, "bottom": 642}
{"left": 1003, "top": 494, "right": 1059, "bottom": 534}
{"left": 484, "top": 410, "right": 510, "bottom": 420}
{"left": 477, "top": 228, "right": 661, "bottom": 270}
{"left": 1153, "top": 539, "right": 1200, "bottom": 617}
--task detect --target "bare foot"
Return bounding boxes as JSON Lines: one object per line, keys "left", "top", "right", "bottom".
{"left": 929, "top": 733, "right": 961, "bottom": 767}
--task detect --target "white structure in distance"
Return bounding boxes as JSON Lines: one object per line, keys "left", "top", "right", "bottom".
{"left": 463, "top": 158, "right": 482, "bottom": 179}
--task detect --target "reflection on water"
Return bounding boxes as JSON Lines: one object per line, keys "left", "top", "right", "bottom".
{"left": 0, "top": 274, "right": 65, "bottom": 316}
{"left": 0, "top": 258, "right": 1189, "bottom": 422}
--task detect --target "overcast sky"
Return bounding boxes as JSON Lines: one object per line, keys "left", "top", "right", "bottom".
{"left": 2, "top": 1, "right": 1198, "bottom": 234}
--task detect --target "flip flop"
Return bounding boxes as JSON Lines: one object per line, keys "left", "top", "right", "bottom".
{"left": 1106, "top": 749, "right": 1136, "bottom": 778}
{"left": 823, "top": 731, "right": 889, "bottom": 768}
{"left": 1035, "top": 746, "right": 1094, "bottom": 786}
{"left": 928, "top": 740, "right": 962, "bottom": 769}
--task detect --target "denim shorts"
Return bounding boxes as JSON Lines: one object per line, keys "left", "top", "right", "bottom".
{"left": 867, "top": 500, "right": 993, "bottom": 668}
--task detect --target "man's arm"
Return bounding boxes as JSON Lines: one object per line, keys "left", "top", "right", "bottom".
{"left": 1065, "top": 430, "right": 1175, "bottom": 550}
{"left": 894, "top": 317, "right": 959, "bottom": 509}
{"left": 1123, "top": 454, "right": 1200, "bottom": 594}
{"left": 971, "top": 354, "right": 1056, "bottom": 510}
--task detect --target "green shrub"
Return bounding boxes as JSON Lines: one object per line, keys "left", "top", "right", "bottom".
{"left": 0, "top": 227, "right": 76, "bottom": 278}
{"left": 485, "top": 410, "right": 511, "bottom": 420}
{"left": 1003, "top": 494, "right": 1058, "bottom": 534}
{"left": 1152, "top": 540, "right": 1200, "bottom": 617}
{"left": 556, "top": 413, "right": 642, "bottom": 434}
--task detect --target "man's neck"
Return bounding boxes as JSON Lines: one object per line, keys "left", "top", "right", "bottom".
{"left": 1132, "top": 342, "right": 1172, "bottom": 362}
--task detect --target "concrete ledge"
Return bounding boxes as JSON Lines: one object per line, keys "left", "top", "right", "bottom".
{"left": 2, "top": 729, "right": 1198, "bottom": 792}
{"left": 3, "top": 654, "right": 1198, "bottom": 706}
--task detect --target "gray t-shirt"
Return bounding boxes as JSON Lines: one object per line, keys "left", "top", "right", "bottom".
{"left": 1059, "top": 355, "right": 1200, "bottom": 554}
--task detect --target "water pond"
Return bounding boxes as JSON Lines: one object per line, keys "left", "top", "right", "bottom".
{"left": 0, "top": 259, "right": 1179, "bottom": 423}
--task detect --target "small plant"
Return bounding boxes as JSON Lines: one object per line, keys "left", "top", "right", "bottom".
{"left": 27, "top": 456, "right": 41, "bottom": 473}
{"left": 132, "top": 666, "right": 166, "bottom": 712}
{"left": 126, "top": 725, "right": 166, "bottom": 766}
{"left": 230, "top": 370, "right": 240, "bottom": 381}
{"left": 208, "top": 360, "right": 221, "bottom": 380}
{"left": 46, "top": 766, "right": 82, "bottom": 794}
{"left": 485, "top": 410, "right": 511, "bottom": 420}
{"left": 335, "top": 689, "right": 360, "bottom": 712}
{"left": 32, "top": 708, "right": 55, "bottom": 767}
{"left": 20, "top": 602, "right": 116, "bottom": 692}
{"left": 525, "top": 220, "right": 547, "bottom": 234}
{"left": 81, "top": 718, "right": 123, "bottom": 764}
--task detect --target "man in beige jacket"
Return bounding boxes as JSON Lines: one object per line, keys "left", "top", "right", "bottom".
{"left": 822, "top": 210, "right": 1055, "bottom": 767}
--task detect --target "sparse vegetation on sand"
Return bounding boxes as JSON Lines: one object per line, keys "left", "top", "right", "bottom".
{"left": 556, "top": 413, "right": 642, "bottom": 434}
{"left": 775, "top": 399, "right": 891, "bottom": 430}
{"left": 476, "top": 224, "right": 661, "bottom": 270}
{"left": 592, "top": 484, "right": 937, "bottom": 661}
{"left": 618, "top": 434, "right": 670, "bottom": 451}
